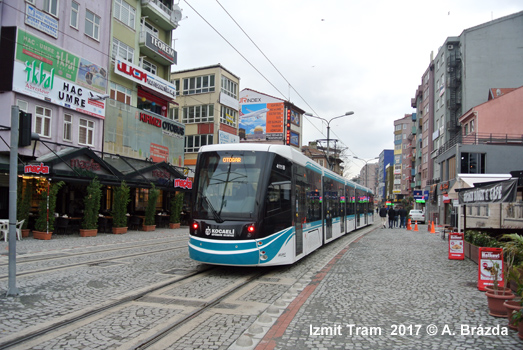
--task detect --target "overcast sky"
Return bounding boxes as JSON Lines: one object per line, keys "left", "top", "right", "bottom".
{"left": 173, "top": 0, "right": 522, "bottom": 177}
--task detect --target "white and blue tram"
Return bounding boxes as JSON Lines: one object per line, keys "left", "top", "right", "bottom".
{"left": 188, "top": 144, "right": 374, "bottom": 266}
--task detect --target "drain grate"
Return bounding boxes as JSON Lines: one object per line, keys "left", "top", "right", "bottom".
{"left": 259, "top": 277, "right": 281, "bottom": 282}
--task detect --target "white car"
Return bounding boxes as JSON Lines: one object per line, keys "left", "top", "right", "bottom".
{"left": 409, "top": 209, "right": 425, "bottom": 224}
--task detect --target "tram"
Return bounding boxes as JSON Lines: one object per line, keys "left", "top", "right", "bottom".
{"left": 188, "top": 144, "right": 374, "bottom": 266}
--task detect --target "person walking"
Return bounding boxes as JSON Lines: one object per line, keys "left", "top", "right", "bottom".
{"left": 398, "top": 206, "right": 408, "bottom": 228}
{"left": 388, "top": 207, "right": 396, "bottom": 229}
{"left": 379, "top": 205, "right": 388, "bottom": 228}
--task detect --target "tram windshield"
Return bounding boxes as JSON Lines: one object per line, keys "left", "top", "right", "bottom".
{"left": 194, "top": 151, "right": 266, "bottom": 221}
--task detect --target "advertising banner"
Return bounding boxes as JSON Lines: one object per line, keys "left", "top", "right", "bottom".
{"left": 458, "top": 178, "right": 518, "bottom": 205}
{"left": 448, "top": 232, "right": 464, "bottom": 260}
{"left": 478, "top": 247, "right": 504, "bottom": 291}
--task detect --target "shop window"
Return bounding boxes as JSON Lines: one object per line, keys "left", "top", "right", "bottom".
{"left": 63, "top": 114, "right": 73, "bottom": 142}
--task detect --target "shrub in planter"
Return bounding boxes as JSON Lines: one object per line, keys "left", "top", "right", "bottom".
{"left": 111, "top": 181, "right": 130, "bottom": 229}
{"left": 34, "top": 181, "right": 64, "bottom": 233}
{"left": 17, "top": 179, "right": 32, "bottom": 230}
{"left": 170, "top": 192, "right": 184, "bottom": 225}
{"left": 144, "top": 183, "right": 160, "bottom": 227}
{"left": 81, "top": 178, "right": 102, "bottom": 231}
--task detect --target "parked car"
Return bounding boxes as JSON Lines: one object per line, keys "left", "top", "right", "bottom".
{"left": 409, "top": 209, "right": 425, "bottom": 224}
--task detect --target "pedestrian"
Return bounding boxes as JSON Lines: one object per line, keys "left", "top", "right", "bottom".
{"left": 398, "top": 206, "right": 408, "bottom": 228}
{"left": 388, "top": 206, "right": 396, "bottom": 229}
{"left": 379, "top": 205, "right": 388, "bottom": 228}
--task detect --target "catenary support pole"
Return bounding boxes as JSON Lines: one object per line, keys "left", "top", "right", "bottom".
{"left": 7, "top": 106, "right": 19, "bottom": 296}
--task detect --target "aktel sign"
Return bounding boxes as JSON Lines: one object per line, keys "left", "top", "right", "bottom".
{"left": 114, "top": 59, "right": 176, "bottom": 100}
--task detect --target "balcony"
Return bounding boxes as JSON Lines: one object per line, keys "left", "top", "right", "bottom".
{"left": 139, "top": 31, "right": 177, "bottom": 65}
{"left": 141, "top": 0, "right": 180, "bottom": 31}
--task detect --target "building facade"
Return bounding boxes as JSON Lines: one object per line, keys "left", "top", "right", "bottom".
{"left": 170, "top": 64, "right": 241, "bottom": 171}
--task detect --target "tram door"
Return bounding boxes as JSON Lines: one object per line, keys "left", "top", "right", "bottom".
{"left": 340, "top": 184, "right": 345, "bottom": 233}
{"left": 293, "top": 166, "right": 307, "bottom": 257}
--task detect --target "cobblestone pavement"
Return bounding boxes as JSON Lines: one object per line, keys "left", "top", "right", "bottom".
{"left": 1, "top": 225, "right": 522, "bottom": 349}
{"left": 254, "top": 225, "right": 522, "bottom": 350}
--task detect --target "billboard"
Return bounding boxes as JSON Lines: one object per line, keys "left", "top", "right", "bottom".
{"left": 239, "top": 90, "right": 284, "bottom": 142}
{"left": 13, "top": 28, "right": 107, "bottom": 118}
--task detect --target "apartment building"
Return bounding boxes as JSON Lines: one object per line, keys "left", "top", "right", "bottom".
{"left": 170, "top": 64, "right": 241, "bottom": 170}
{"left": 392, "top": 114, "right": 414, "bottom": 201}
{"left": 409, "top": 10, "right": 523, "bottom": 225}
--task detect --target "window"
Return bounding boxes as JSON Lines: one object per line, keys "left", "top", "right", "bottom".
{"left": 220, "top": 106, "right": 236, "bottom": 127}
{"left": 221, "top": 76, "right": 237, "bottom": 99}
{"left": 112, "top": 38, "right": 134, "bottom": 63}
{"left": 183, "top": 75, "right": 215, "bottom": 95}
{"left": 470, "top": 120, "right": 475, "bottom": 132}
{"left": 85, "top": 10, "right": 100, "bottom": 40}
{"left": 79, "top": 118, "right": 94, "bottom": 146}
{"left": 35, "top": 106, "right": 51, "bottom": 137}
{"left": 63, "top": 114, "right": 72, "bottom": 141}
{"left": 17, "top": 99, "right": 28, "bottom": 113}
{"left": 185, "top": 134, "right": 213, "bottom": 153}
{"left": 44, "top": 0, "right": 59, "bottom": 17}
{"left": 110, "top": 82, "right": 132, "bottom": 105}
{"left": 170, "top": 79, "right": 180, "bottom": 96}
{"left": 114, "top": 0, "right": 136, "bottom": 29}
{"left": 461, "top": 152, "right": 486, "bottom": 174}
{"left": 70, "top": 1, "right": 79, "bottom": 29}
{"left": 182, "top": 104, "right": 214, "bottom": 123}
{"left": 168, "top": 107, "right": 179, "bottom": 121}
{"left": 141, "top": 59, "right": 157, "bottom": 75}
{"left": 141, "top": 20, "right": 158, "bottom": 37}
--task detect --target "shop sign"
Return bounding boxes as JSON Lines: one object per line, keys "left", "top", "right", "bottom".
{"left": 70, "top": 158, "right": 101, "bottom": 171}
{"left": 458, "top": 178, "right": 518, "bottom": 205}
{"left": 152, "top": 169, "right": 170, "bottom": 179}
{"left": 24, "top": 162, "right": 49, "bottom": 174}
{"left": 114, "top": 59, "right": 176, "bottom": 100}
{"left": 174, "top": 178, "right": 192, "bottom": 189}
{"left": 448, "top": 232, "right": 464, "bottom": 260}
{"left": 139, "top": 112, "right": 184, "bottom": 137}
{"left": 145, "top": 32, "right": 176, "bottom": 64}
{"left": 478, "top": 247, "right": 504, "bottom": 291}
{"left": 25, "top": 3, "right": 58, "bottom": 39}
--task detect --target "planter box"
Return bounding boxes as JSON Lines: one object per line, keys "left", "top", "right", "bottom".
{"left": 22, "top": 229, "right": 30, "bottom": 238}
{"left": 464, "top": 241, "right": 470, "bottom": 259}
{"left": 142, "top": 225, "right": 156, "bottom": 232}
{"left": 33, "top": 231, "right": 52, "bottom": 240}
{"left": 112, "top": 227, "right": 128, "bottom": 234}
{"left": 469, "top": 243, "right": 479, "bottom": 264}
{"left": 169, "top": 223, "right": 180, "bottom": 229}
{"left": 79, "top": 229, "right": 97, "bottom": 237}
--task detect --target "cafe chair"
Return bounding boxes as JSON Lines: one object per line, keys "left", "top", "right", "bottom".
{"left": 128, "top": 216, "right": 142, "bottom": 231}
{"left": 54, "top": 217, "right": 70, "bottom": 235}
{"left": 1, "top": 220, "right": 23, "bottom": 241}
{"left": 0, "top": 222, "right": 8, "bottom": 241}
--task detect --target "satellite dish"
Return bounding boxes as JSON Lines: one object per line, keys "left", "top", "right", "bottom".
{"left": 172, "top": 4, "right": 182, "bottom": 24}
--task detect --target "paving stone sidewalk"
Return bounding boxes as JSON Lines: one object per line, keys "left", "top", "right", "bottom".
{"left": 257, "top": 225, "right": 522, "bottom": 350}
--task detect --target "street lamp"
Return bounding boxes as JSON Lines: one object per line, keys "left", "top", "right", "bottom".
{"left": 304, "top": 111, "right": 354, "bottom": 170}
{"left": 353, "top": 156, "right": 379, "bottom": 188}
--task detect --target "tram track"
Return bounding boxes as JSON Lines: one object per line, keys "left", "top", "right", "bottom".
{"left": 0, "top": 265, "right": 217, "bottom": 350}
{"left": 0, "top": 238, "right": 190, "bottom": 280}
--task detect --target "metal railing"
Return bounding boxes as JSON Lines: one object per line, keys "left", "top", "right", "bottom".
{"left": 435, "top": 132, "right": 523, "bottom": 157}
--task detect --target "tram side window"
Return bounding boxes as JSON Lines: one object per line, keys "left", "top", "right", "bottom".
{"left": 305, "top": 168, "right": 322, "bottom": 222}
{"left": 265, "top": 173, "right": 291, "bottom": 215}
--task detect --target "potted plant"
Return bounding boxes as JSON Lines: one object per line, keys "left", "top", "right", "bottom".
{"left": 485, "top": 260, "right": 515, "bottom": 317}
{"left": 17, "top": 179, "right": 32, "bottom": 237}
{"left": 33, "top": 180, "right": 64, "bottom": 240}
{"left": 80, "top": 177, "right": 102, "bottom": 237}
{"left": 111, "top": 181, "right": 131, "bottom": 234}
{"left": 169, "top": 192, "right": 184, "bottom": 229}
{"left": 143, "top": 183, "right": 159, "bottom": 231}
